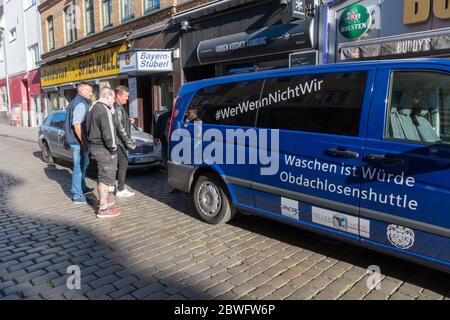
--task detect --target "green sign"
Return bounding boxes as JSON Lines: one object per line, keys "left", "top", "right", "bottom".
{"left": 339, "top": 4, "right": 371, "bottom": 40}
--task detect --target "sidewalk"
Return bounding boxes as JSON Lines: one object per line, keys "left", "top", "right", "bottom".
{"left": 0, "top": 123, "right": 39, "bottom": 143}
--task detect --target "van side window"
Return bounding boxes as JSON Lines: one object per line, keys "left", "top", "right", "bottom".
{"left": 387, "top": 71, "right": 450, "bottom": 145}
{"left": 256, "top": 71, "right": 367, "bottom": 136}
{"left": 187, "top": 80, "right": 264, "bottom": 127}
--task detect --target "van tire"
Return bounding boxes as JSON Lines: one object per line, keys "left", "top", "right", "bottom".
{"left": 42, "top": 141, "right": 54, "bottom": 163}
{"left": 193, "top": 174, "right": 236, "bottom": 225}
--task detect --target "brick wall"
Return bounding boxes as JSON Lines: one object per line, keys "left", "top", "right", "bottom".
{"left": 39, "top": 0, "right": 216, "bottom": 57}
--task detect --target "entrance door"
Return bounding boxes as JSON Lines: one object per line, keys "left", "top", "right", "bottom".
{"left": 361, "top": 67, "right": 450, "bottom": 266}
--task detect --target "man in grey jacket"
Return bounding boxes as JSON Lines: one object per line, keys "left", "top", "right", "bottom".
{"left": 85, "top": 87, "right": 121, "bottom": 218}
{"left": 112, "top": 85, "right": 136, "bottom": 197}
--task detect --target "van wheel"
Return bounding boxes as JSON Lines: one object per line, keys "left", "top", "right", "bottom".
{"left": 193, "top": 174, "right": 236, "bottom": 225}
{"left": 42, "top": 141, "right": 54, "bottom": 163}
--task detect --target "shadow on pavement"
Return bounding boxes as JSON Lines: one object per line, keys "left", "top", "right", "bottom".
{"left": 0, "top": 168, "right": 206, "bottom": 300}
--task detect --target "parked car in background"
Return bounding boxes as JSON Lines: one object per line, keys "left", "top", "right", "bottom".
{"left": 38, "top": 110, "right": 162, "bottom": 169}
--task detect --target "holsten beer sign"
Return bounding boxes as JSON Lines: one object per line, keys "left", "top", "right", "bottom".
{"left": 339, "top": 4, "right": 371, "bottom": 40}
{"left": 119, "top": 50, "right": 173, "bottom": 74}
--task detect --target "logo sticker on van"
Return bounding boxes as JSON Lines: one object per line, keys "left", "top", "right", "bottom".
{"left": 312, "top": 206, "right": 370, "bottom": 237}
{"left": 386, "top": 225, "right": 415, "bottom": 250}
{"left": 280, "top": 197, "right": 300, "bottom": 220}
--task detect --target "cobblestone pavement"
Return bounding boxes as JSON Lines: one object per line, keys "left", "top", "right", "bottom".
{"left": 0, "top": 124, "right": 449, "bottom": 300}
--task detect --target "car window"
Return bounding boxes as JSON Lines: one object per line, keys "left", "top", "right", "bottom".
{"left": 188, "top": 80, "right": 264, "bottom": 127}
{"left": 386, "top": 70, "right": 450, "bottom": 145}
{"left": 43, "top": 114, "right": 54, "bottom": 127}
{"left": 50, "top": 113, "right": 65, "bottom": 129}
{"left": 256, "top": 71, "right": 368, "bottom": 136}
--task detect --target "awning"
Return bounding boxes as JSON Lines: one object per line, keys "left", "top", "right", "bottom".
{"left": 339, "top": 28, "right": 450, "bottom": 61}
{"left": 197, "top": 22, "right": 313, "bottom": 65}
{"left": 172, "top": 0, "right": 257, "bottom": 23}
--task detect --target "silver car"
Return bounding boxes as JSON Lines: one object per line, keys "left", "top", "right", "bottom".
{"left": 38, "top": 110, "right": 162, "bottom": 169}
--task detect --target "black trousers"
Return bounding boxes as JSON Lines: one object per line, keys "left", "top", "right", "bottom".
{"left": 161, "top": 139, "right": 168, "bottom": 169}
{"left": 117, "top": 146, "right": 128, "bottom": 191}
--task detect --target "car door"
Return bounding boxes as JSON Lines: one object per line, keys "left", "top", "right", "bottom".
{"left": 47, "top": 114, "right": 62, "bottom": 156}
{"left": 181, "top": 78, "right": 264, "bottom": 208}
{"left": 52, "top": 113, "right": 66, "bottom": 157}
{"left": 251, "top": 68, "right": 375, "bottom": 240}
{"left": 361, "top": 65, "right": 450, "bottom": 267}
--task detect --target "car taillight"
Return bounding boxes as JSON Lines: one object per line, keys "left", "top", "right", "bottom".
{"left": 168, "top": 96, "right": 179, "bottom": 143}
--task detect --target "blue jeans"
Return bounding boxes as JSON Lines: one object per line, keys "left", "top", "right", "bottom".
{"left": 70, "top": 144, "right": 89, "bottom": 201}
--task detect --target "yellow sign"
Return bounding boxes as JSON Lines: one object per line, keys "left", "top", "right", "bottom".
{"left": 404, "top": 0, "right": 450, "bottom": 25}
{"left": 41, "top": 45, "right": 127, "bottom": 87}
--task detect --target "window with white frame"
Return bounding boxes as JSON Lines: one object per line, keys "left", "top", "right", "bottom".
{"left": 121, "top": 0, "right": 134, "bottom": 21}
{"left": 47, "top": 16, "right": 55, "bottom": 50}
{"left": 144, "top": 0, "right": 159, "bottom": 12}
{"left": 28, "top": 43, "right": 39, "bottom": 69}
{"left": 64, "top": 5, "right": 77, "bottom": 44}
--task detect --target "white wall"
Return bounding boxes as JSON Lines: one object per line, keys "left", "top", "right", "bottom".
{"left": 4, "top": 0, "right": 27, "bottom": 76}
{"left": 24, "top": 0, "right": 41, "bottom": 71}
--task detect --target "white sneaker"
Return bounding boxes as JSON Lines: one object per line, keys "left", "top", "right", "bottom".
{"left": 116, "top": 189, "right": 135, "bottom": 198}
{"left": 108, "top": 185, "right": 116, "bottom": 193}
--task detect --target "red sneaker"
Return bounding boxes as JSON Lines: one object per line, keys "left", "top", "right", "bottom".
{"left": 97, "top": 207, "right": 121, "bottom": 219}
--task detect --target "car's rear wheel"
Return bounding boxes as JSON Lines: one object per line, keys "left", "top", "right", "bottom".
{"left": 42, "top": 141, "right": 54, "bottom": 163}
{"left": 193, "top": 174, "right": 236, "bottom": 225}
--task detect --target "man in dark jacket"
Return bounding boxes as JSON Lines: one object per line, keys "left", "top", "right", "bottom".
{"left": 153, "top": 108, "right": 172, "bottom": 169}
{"left": 112, "top": 85, "right": 136, "bottom": 197}
{"left": 63, "top": 82, "right": 94, "bottom": 204}
{"left": 85, "top": 87, "right": 121, "bottom": 218}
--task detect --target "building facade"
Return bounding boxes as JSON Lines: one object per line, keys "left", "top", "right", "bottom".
{"left": 0, "top": 0, "right": 43, "bottom": 127}
{"left": 38, "top": 0, "right": 201, "bottom": 134}
{"left": 174, "top": 0, "right": 320, "bottom": 81}
{"left": 322, "top": 0, "right": 450, "bottom": 63}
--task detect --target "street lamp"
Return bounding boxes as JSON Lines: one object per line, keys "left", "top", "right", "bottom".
{"left": 0, "top": 27, "right": 11, "bottom": 116}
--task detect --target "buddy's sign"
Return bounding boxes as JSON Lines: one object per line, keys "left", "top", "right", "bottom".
{"left": 41, "top": 45, "right": 127, "bottom": 87}
{"left": 403, "top": 0, "right": 450, "bottom": 25}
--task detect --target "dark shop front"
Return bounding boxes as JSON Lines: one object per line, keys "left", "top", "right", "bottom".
{"left": 174, "top": 0, "right": 319, "bottom": 81}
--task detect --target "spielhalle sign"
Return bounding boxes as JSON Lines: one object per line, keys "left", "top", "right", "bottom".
{"left": 40, "top": 45, "right": 127, "bottom": 87}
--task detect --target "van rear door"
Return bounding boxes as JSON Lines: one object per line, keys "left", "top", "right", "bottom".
{"left": 361, "top": 65, "right": 450, "bottom": 267}
{"left": 251, "top": 67, "right": 375, "bottom": 240}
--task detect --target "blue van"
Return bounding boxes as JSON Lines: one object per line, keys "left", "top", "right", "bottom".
{"left": 168, "top": 59, "right": 450, "bottom": 273}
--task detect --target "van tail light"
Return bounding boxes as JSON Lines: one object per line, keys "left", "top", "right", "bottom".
{"left": 168, "top": 95, "right": 179, "bottom": 143}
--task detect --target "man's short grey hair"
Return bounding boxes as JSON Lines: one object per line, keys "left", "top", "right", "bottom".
{"left": 100, "top": 86, "right": 115, "bottom": 99}
{"left": 77, "top": 82, "right": 93, "bottom": 92}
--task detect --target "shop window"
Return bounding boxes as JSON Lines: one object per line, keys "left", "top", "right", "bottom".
{"left": 188, "top": 80, "right": 264, "bottom": 127}
{"left": 85, "top": 0, "right": 95, "bottom": 35}
{"left": 0, "top": 86, "right": 7, "bottom": 111}
{"left": 257, "top": 72, "right": 368, "bottom": 136}
{"left": 121, "top": 0, "right": 135, "bottom": 22}
{"left": 144, "top": 0, "right": 159, "bottom": 13}
{"left": 387, "top": 71, "right": 450, "bottom": 145}
{"left": 160, "top": 77, "right": 173, "bottom": 112}
{"left": 102, "top": 0, "right": 113, "bottom": 28}
{"left": 47, "top": 16, "right": 55, "bottom": 50}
